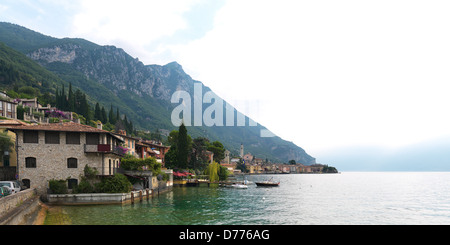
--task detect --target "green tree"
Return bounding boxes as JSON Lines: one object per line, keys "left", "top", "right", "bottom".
{"left": 0, "top": 131, "right": 14, "bottom": 160}
{"left": 17, "top": 105, "right": 25, "bottom": 120}
{"left": 101, "top": 106, "right": 107, "bottom": 124}
{"left": 81, "top": 94, "right": 91, "bottom": 123}
{"left": 177, "top": 123, "right": 189, "bottom": 169}
{"left": 68, "top": 83, "right": 75, "bottom": 112}
{"left": 190, "top": 137, "right": 210, "bottom": 170}
{"left": 164, "top": 145, "right": 178, "bottom": 169}
{"left": 218, "top": 165, "right": 229, "bottom": 181}
{"left": 116, "top": 107, "right": 120, "bottom": 123}
{"left": 109, "top": 104, "right": 116, "bottom": 125}
{"left": 94, "top": 102, "right": 101, "bottom": 121}
{"left": 60, "top": 84, "right": 67, "bottom": 111}
{"left": 207, "top": 141, "right": 225, "bottom": 163}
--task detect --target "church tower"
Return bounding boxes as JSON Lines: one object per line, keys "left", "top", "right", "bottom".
{"left": 240, "top": 144, "right": 244, "bottom": 158}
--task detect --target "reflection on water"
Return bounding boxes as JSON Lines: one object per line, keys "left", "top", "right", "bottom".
{"left": 45, "top": 172, "right": 450, "bottom": 225}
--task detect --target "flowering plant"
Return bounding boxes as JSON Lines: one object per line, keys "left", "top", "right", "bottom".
{"left": 115, "top": 145, "right": 129, "bottom": 155}
{"left": 45, "top": 110, "right": 69, "bottom": 119}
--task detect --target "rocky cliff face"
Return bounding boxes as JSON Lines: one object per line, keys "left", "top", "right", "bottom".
{"left": 28, "top": 43, "right": 197, "bottom": 103}
{"left": 28, "top": 45, "right": 77, "bottom": 64}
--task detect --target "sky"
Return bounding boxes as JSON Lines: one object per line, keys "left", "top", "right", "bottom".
{"left": 2, "top": 0, "right": 450, "bottom": 170}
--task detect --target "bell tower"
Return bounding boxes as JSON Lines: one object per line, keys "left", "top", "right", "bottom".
{"left": 240, "top": 144, "right": 244, "bottom": 158}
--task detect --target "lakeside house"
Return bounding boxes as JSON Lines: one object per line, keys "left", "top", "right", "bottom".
{"left": 113, "top": 129, "right": 170, "bottom": 166}
{"left": 114, "top": 130, "right": 139, "bottom": 158}
{"left": 7, "top": 122, "right": 125, "bottom": 194}
{"left": 140, "top": 140, "right": 170, "bottom": 166}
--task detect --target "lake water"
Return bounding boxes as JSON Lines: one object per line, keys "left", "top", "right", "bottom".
{"left": 45, "top": 172, "right": 450, "bottom": 225}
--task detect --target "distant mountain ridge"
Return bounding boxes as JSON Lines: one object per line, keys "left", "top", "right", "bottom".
{"left": 0, "top": 22, "right": 316, "bottom": 164}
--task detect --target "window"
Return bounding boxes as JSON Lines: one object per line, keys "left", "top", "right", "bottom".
{"left": 67, "top": 179, "right": 78, "bottom": 190}
{"left": 7, "top": 103, "right": 11, "bottom": 116}
{"left": 67, "top": 158, "right": 78, "bottom": 168}
{"left": 25, "top": 157, "right": 36, "bottom": 168}
{"left": 22, "top": 179, "right": 30, "bottom": 189}
{"left": 86, "top": 133, "right": 99, "bottom": 145}
{"left": 45, "top": 131, "right": 60, "bottom": 144}
{"left": 66, "top": 132, "right": 80, "bottom": 145}
{"left": 23, "top": 131, "right": 39, "bottom": 143}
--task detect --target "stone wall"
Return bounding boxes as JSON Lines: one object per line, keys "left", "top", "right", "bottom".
{"left": 47, "top": 192, "right": 133, "bottom": 205}
{"left": 0, "top": 188, "right": 40, "bottom": 225}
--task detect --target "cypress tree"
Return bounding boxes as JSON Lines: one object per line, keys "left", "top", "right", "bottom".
{"left": 177, "top": 122, "right": 189, "bottom": 169}
{"left": 74, "top": 89, "right": 83, "bottom": 114}
{"left": 55, "top": 88, "right": 60, "bottom": 109}
{"left": 80, "top": 94, "right": 90, "bottom": 122}
{"left": 94, "top": 103, "right": 101, "bottom": 121}
{"left": 101, "top": 106, "right": 107, "bottom": 123}
{"left": 61, "top": 84, "right": 67, "bottom": 111}
{"left": 68, "top": 83, "right": 75, "bottom": 112}
{"left": 109, "top": 105, "right": 116, "bottom": 125}
{"left": 123, "top": 115, "right": 130, "bottom": 133}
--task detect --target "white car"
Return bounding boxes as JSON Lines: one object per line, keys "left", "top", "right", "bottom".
{"left": 0, "top": 181, "right": 21, "bottom": 194}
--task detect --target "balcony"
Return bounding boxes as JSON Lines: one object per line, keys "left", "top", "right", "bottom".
{"left": 84, "top": 144, "right": 126, "bottom": 156}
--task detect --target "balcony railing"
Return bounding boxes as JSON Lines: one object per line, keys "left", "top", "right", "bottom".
{"left": 84, "top": 144, "right": 126, "bottom": 156}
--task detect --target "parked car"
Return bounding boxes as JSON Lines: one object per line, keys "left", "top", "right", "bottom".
{"left": 14, "top": 180, "right": 28, "bottom": 191}
{"left": 0, "top": 186, "right": 11, "bottom": 197}
{"left": 0, "top": 181, "right": 21, "bottom": 194}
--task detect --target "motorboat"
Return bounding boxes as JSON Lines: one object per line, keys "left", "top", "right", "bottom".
{"left": 255, "top": 178, "right": 280, "bottom": 187}
{"left": 230, "top": 184, "right": 248, "bottom": 189}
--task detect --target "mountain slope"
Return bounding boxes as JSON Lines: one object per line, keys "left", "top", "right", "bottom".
{"left": 0, "top": 22, "right": 316, "bottom": 164}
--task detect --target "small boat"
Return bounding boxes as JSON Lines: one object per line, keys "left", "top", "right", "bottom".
{"left": 255, "top": 178, "right": 280, "bottom": 187}
{"left": 224, "top": 183, "right": 248, "bottom": 189}
{"left": 230, "top": 184, "right": 248, "bottom": 189}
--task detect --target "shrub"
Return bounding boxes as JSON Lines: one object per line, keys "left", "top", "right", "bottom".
{"left": 49, "top": 179, "right": 68, "bottom": 194}
{"left": 73, "top": 179, "right": 94, "bottom": 194}
{"left": 96, "top": 174, "right": 132, "bottom": 193}
{"left": 121, "top": 156, "right": 161, "bottom": 176}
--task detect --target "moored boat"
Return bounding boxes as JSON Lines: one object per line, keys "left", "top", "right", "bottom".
{"left": 255, "top": 177, "right": 280, "bottom": 187}
{"left": 230, "top": 184, "right": 248, "bottom": 189}
{"left": 255, "top": 181, "right": 280, "bottom": 187}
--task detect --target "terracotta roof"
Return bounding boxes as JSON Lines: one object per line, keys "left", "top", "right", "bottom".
{"left": 7, "top": 122, "right": 123, "bottom": 141}
{"left": 0, "top": 119, "right": 28, "bottom": 127}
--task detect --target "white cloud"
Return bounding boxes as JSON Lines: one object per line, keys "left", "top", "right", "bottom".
{"left": 71, "top": 0, "right": 202, "bottom": 62}
{"left": 0, "top": 4, "right": 9, "bottom": 12}
{"left": 168, "top": 0, "right": 450, "bottom": 155}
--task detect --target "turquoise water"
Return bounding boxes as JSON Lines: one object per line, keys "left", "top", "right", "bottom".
{"left": 48, "top": 172, "right": 450, "bottom": 225}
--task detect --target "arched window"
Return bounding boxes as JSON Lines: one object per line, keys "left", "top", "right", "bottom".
{"left": 25, "top": 157, "right": 36, "bottom": 168}
{"left": 22, "top": 179, "right": 31, "bottom": 189}
{"left": 67, "top": 158, "right": 78, "bottom": 168}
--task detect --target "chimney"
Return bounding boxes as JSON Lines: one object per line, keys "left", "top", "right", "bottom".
{"left": 97, "top": 122, "right": 103, "bottom": 130}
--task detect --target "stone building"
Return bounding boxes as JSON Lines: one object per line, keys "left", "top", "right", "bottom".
{"left": 7, "top": 122, "right": 124, "bottom": 194}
